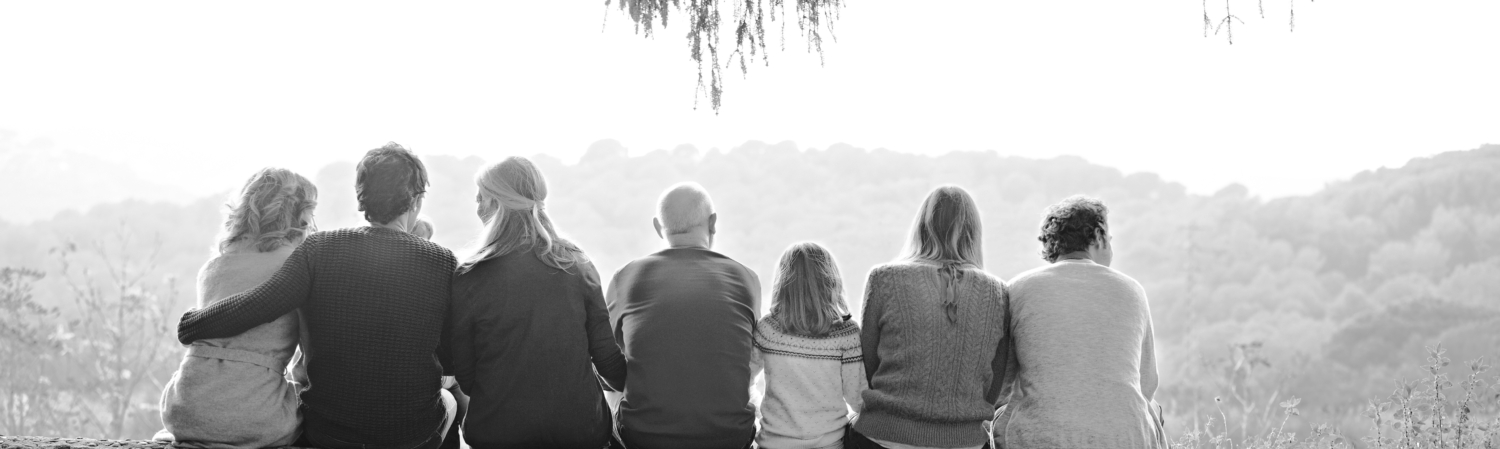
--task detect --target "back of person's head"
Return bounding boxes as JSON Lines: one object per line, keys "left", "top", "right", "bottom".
{"left": 356, "top": 142, "right": 428, "bottom": 224}
{"left": 903, "top": 185, "right": 984, "bottom": 269}
{"left": 769, "top": 242, "right": 849, "bottom": 337}
{"left": 656, "top": 182, "right": 715, "bottom": 235}
{"left": 412, "top": 216, "right": 435, "bottom": 240}
{"left": 1038, "top": 195, "right": 1109, "bottom": 263}
{"left": 219, "top": 167, "right": 318, "bottom": 254}
{"left": 459, "top": 156, "right": 581, "bottom": 273}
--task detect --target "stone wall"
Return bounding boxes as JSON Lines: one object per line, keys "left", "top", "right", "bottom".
{"left": 0, "top": 436, "right": 170, "bottom": 449}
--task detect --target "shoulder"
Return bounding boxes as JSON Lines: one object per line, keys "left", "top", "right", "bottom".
{"left": 1007, "top": 263, "right": 1058, "bottom": 292}
{"left": 705, "top": 250, "right": 760, "bottom": 283}
{"left": 867, "top": 260, "right": 926, "bottom": 281}
{"left": 829, "top": 318, "right": 861, "bottom": 342}
{"left": 1103, "top": 267, "right": 1148, "bottom": 296}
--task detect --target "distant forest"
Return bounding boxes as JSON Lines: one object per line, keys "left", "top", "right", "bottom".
{"left": 2, "top": 141, "right": 1497, "bottom": 440}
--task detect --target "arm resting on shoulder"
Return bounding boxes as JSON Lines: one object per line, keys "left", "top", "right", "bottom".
{"left": 177, "top": 240, "right": 316, "bottom": 344}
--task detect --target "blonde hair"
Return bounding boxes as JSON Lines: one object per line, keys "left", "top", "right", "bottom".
{"left": 769, "top": 242, "right": 849, "bottom": 337}
{"left": 219, "top": 168, "right": 318, "bottom": 254}
{"left": 459, "top": 156, "right": 582, "bottom": 274}
{"left": 901, "top": 185, "right": 984, "bottom": 323}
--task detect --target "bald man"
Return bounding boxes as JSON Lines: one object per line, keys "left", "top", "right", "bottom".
{"left": 606, "top": 182, "right": 762, "bottom": 449}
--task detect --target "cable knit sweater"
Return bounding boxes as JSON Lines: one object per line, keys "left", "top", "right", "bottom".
{"left": 855, "top": 260, "right": 1009, "bottom": 448}
{"left": 177, "top": 227, "right": 455, "bottom": 449}
{"left": 752, "top": 315, "right": 866, "bottom": 449}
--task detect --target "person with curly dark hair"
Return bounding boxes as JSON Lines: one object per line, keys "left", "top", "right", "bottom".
{"left": 177, "top": 142, "right": 460, "bottom": 449}
{"left": 993, "top": 195, "right": 1166, "bottom": 449}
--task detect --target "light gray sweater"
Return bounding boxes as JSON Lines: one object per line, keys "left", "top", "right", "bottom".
{"left": 856, "top": 260, "right": 1009, "bottom": 448}
{"left": 995, "top": 259, "right": 1165, "bottom": 449}
{"left": 159, "top": 246, "right": 303, "bottom": 448}
{"left": 751, "top": 316, "right": 866, "bottom": 449}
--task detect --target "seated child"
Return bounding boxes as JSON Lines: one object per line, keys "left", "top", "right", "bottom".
{"left": 752, "top": 242, "right": 867, "bottom": 449}
{"left": 413, "top": 216, "right": 436, "bottom": 240}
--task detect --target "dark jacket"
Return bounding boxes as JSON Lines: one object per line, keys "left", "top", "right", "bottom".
{"left": 450, "top": 245, "right": 625, "bottom": 448}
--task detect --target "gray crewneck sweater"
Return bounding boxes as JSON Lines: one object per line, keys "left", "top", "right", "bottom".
{"left": 995, "top": 259, "right": 1164, "bottom": 449}
{"left": 855, "top": 260, "right": 1009, "bottom": 447}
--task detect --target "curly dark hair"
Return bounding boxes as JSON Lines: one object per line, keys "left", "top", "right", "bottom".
{"left": 1038, "top": 195, "right": 1109, "bottom": 262}
{"left": 356, "top": 142, "right": 429, "bottom": 224}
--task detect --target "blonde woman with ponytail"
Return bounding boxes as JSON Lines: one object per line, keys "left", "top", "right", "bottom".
{"left": 158, "top": 168, "right": 317, "bottom": 448}
{"left": 848, "top": 186, "right": 1010, "bottom": 449}
{"left": 448, "top": 156, "right": 625, "bottom": 448}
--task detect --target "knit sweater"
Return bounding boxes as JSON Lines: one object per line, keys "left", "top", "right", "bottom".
{"left": 994, "top": 259, "right": 1165, "bottom": 449}
{"left": 449, "top": 246, "right": 626, "bottom": 448}
{"left": 177, "top": 227, "right": 456, "bottom": 449}
{"left": 855, "top": 260, "right": 1009, "bottom": 448}
{"left": 752, "top": 315, "right": 865, "bottom": 449}
{"left": 607, "top": 247, "right": 761, "bottom": 449}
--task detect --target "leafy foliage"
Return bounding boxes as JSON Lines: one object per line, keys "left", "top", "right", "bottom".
{"left": 606, "top": 0, "right": 843, "bottom": 111}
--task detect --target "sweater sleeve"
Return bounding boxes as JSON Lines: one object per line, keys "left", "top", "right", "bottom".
{"left": 1139, "top": 291, "right": 1159, "bottom": 403}
{"left": 841, "top": 339, "right": 868, "bottom": 414}
{"left": 449, "top": 276, "right": 478, "bottom": 394}
{"left": 582, "top": 260, "right": 627, "bottom": 391}
{"left": 437, "top": 255, "right": 457, "bottom": 377}
{"left": 177, "top": 238, "right": 315, "bottom": 344}
{"left": 986, "top": 281, "right": 1017, "bottom": 406}
{"left": 860, "top": 267, "right": 886, "bottom": 385}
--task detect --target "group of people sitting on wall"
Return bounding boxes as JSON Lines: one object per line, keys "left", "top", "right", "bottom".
{"left": 156, "top": 142, "right": 1167, "bottom": 449}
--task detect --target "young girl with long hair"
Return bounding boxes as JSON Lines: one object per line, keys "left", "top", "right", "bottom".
{"left": 752, "top": 242, "right": 866, "bottom": 449}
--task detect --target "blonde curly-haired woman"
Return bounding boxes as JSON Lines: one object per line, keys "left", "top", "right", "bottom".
{"left": 158, "top": 168, "right": 317, "bottom": 448}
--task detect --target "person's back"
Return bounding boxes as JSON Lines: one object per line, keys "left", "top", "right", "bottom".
{"left": 448, "top": 156, "right": 626, "bottom": 448}
{"left": 159, "top": 167, "right": 316, "bottom": 449}
{"left": 298, "top": 227, "right": 454, "bottom": 445}
{"left": 1000, "top": 261, "right": 1159, "bottom": 448}
{"left": 849, "top": 186, "right": 1008, "bottom": 449}
{"left": 452, "top": 250, "right": 623, "bottom": 447}
{"left": 994, "top": 194, "right": 1164, "bottom": 449}
{"left": 754, "top": 316, "right": 864, "bottom": 449}
{"left": 161, "top": 247, "right": 302, "bottom": 448}
{"left": 856, "top": 261, "right": 1007, "bottom": 447}
{"left": 609, "top": 247, "right": 760, "bottom": 449}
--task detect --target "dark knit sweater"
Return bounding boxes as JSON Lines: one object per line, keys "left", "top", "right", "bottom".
{"left": 856, "top": 260, "right": 1010, "bottom": 448}
{"left": 449, "top": 247, "right": 625, "bottom": 448}
{"left": 606, "top": 247, "right": 761, "bottom": 449}
{"left": 177, "top": 227, "right": 456, "bottom": 449}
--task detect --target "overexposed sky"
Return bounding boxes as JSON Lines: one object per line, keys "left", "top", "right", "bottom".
{"left": 1, "top": 0, "right": 1496, "bottom": 200}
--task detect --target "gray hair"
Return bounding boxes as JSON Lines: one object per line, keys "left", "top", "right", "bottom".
{"left": 657, "top": 182, "right": 715, "bottom": 235}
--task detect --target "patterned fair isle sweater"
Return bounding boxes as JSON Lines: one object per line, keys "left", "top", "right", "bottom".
{"left": 752, "top": 315, "right": 867, "bottom": 449}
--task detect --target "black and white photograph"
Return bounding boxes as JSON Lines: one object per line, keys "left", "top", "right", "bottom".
{"left": 1, "top": 1, "right": 1498, "bottom": 448}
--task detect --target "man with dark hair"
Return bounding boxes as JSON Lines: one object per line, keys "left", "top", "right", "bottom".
{"left": 993, "top": 195, "right": 1166, "bottom": 449}
{"left": 1036, "top": 194, "right": 1111, "bottom": 264}
{"left": 178, "top": 142, "right": 459, "bottom": 449}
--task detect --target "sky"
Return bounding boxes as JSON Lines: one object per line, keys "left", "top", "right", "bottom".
{"left": 1, "top": 0, "right": 1497, "bottom": 204}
